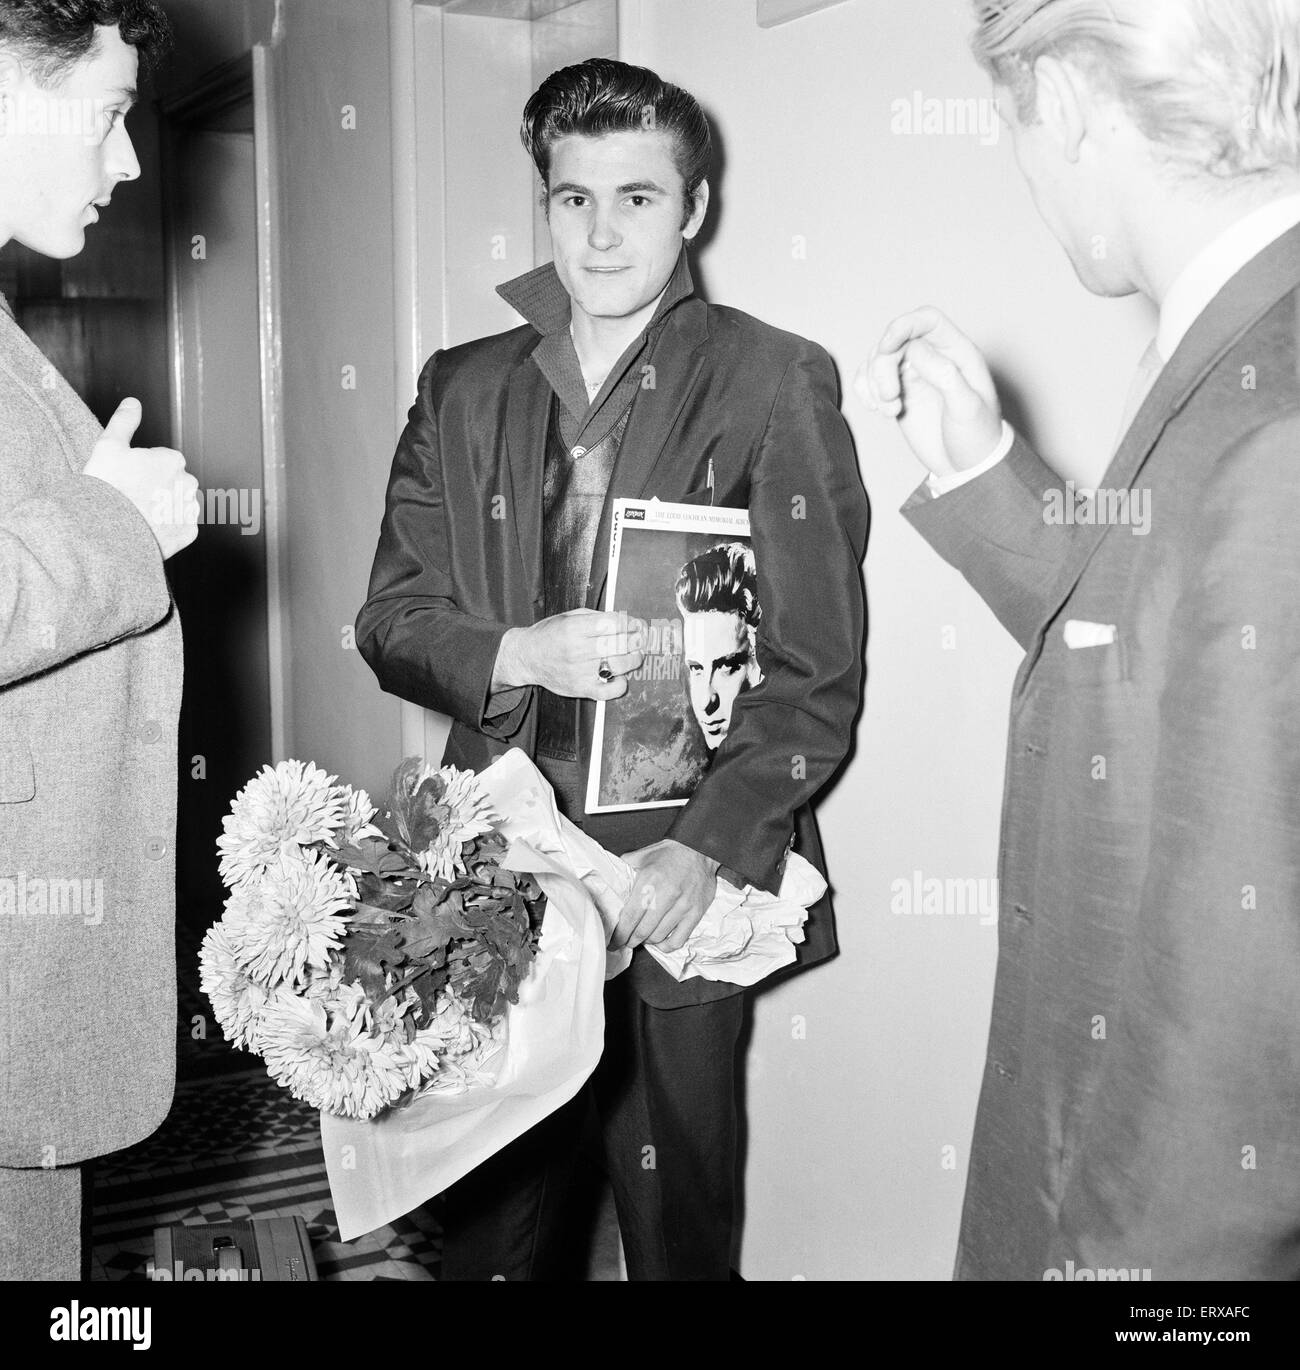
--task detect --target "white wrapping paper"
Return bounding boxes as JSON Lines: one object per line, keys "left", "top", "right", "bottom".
{"left": 321, "top": 749, "right": 823, "bottom": 1239}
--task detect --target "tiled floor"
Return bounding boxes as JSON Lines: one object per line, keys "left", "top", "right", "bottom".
{"left": 89, "top": 1063, "right": 623, "bottom": 1282}
{"left": 89, "top": 1066, "right": 438, "bottom": 1281}
{"left": 86, "top": 916, "right": 623, "bottom": 1282}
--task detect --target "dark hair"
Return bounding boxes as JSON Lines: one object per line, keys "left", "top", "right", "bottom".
{"left": 521, "top": 57, "right": 711, "bottom": 224}
{"left": 675, "top": 542, "right": 761, "bottom": 627}
{"left": 0, "top": 0, "right": 172, "bottom": 84}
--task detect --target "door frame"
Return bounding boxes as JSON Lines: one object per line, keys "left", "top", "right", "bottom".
{"left": 160, "top": 49, "right": 291, "bottom": 762}
{"left": 390, "top": 0, "right": 619, "bottom": 765}
{"left": 391, "top": 2, "right": 447, "bottom": 764}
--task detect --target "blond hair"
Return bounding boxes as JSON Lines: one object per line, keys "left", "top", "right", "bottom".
{"left": 971, "top": 0, "right": 1300, "bottom": 179}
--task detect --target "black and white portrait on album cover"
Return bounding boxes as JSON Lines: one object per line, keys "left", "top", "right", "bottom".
{"left": 587, "top": 499, "right": 762, "bottom": 813}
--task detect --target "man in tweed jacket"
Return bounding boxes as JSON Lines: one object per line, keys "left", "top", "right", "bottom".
{"left": 0, "top": 2, "right": 196, "bottom": 1280}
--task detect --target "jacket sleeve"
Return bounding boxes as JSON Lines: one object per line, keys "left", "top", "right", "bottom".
{"left": 0, "top": 474, "right": 170, "bottom": 689}
{"left": 355, "top": 352, "right": 531, "bottom": 740}
{"left": 1051, "top": 413, "right": 1300, "bottom": 1279}
{"left": 667, "top": 340, "right": 868, "bottom": 893}
{"left": 901, "top": 433, "right": 1076, "bottom": 651}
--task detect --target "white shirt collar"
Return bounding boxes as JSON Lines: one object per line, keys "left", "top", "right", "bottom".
{"left": 1157, "top": 192, "right": 1300, "bottom": 361}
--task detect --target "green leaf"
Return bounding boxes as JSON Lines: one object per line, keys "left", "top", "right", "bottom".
{"left": 411, "top": 966, "right": 449, "bottom": 1025}
{"left": 354, "top": 872, "right": 416, "bottom": 913}
{"left": 400, "top": 905, "right": 457, "bottom": 963}
{"left": 337, "top": 838, "right": 422, "bottom": 914}
{"left": 406, "top": 779, "right": 453, "bottom": 853}
{"left": 342, "top": 927, "right": 403, "bottom": 999}
{"left": 411, "top": 883, "right": 444, "bottom": 918}
{"left": 373, "top": 810, "right": 405, "bottom": 848}
{"left": 351, "top": 900, "right": 397, "bottom": 927}
{"left": 331, "top": 764, "right": 550, "bottom": 1041}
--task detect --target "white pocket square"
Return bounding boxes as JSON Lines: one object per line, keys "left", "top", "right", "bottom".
{"left": 1063, "top": 620, "right": 1117, "bottom": 649}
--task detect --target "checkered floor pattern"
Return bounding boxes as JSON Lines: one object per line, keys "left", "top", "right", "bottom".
{"left": 89, "top": 1063, "right": 623, "bottom": 1282}
{"left": 89, "top": 1067, "right": 445, "bottom": 1282}
{"left": 91, "top": 911, "right": 621, "bottom": 1282}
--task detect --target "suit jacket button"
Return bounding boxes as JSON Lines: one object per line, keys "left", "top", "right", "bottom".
{"left": 145, "top": 838, "right": 167, "bottom": 861}
{"left": 571, "top": 445, "right": 587, "bottom": 459}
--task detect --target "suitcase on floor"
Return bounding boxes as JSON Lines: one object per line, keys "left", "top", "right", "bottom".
{"left": 151, "top": 1217, "right": 317, "bottom": 1281}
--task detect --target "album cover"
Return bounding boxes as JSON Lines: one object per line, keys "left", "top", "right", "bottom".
{"left": 586, "top": 499, "right": 761, "bottom": 814}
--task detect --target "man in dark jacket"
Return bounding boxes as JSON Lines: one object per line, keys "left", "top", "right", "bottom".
{"left": 358, "top": 57, "right": 866, "bottom": 1280}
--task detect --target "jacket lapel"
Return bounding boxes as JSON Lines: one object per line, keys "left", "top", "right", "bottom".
{"left": 585, "top": 299, "right": 711, "bottom": 608}
{"left": 503, "top": 351, "right": 551, "bottom": 607}
{"left": 1018, "top": 222, "right": 1300, "bottom": 686}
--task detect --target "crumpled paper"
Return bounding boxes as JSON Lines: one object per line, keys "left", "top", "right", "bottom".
{"left": 321, "top": 748, "right": 823, "bottom": 1240}
{"left": 637, "top": 853, "right": 824, "bottom": 986}
{"left": 488, "top": 750, "right": 823, "bottom": 986}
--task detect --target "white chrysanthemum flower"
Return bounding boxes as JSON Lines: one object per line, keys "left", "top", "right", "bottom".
{"left": 368, "top": 987, "right": 412, "bottom": 1036}
{"left": 302, "top": 961, "right": 345, "bottom": 1003}
{"left": 415, "top": 991, "right": 482, "bottom": 1057}
{"left": 413, "top": 992, "right": 505, "bottom": 1096}
{"left": 414, "top": 767, "right": 496, "bottom": 881}
{"left": 199, "top": 922, "right": 270, "bottom": 1051}
{"left": 334, "top": 784, "right": 383, "bottom": 846}
{"left": 256, "top": 986, "right": 412, "bottom": 1120}
{"left": 223, "top": 849, "right": 356, "bottom": 989}
{"left": 217, "top": 760, "right": 347, "bottom": 891}
{"left": 368, "top": 990, "right": 436, "bottom": 1089}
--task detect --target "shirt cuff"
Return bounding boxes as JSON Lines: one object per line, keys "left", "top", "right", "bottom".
{"left": 926, "top": 421, "right": 1014, "bottom": 497}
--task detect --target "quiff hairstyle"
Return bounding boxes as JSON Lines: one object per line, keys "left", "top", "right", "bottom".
{"left": 675, "top": 542, "right": 762, "bottom": 629}
{"left": 520, "top": 57, "right": 711, "bottom": 225}
{"left": 971, "top": 0, "right": 1300, "bottom": 180}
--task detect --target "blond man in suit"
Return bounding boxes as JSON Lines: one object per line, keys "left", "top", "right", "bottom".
{"left": 863, "top": 0, "right": 1300, "bottom": 1278}
{"left": 0, "top": 1, "right": 197, "bottom": 1280}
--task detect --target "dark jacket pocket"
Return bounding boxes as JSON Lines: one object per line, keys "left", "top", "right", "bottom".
{"left": 672, "top": 485, "right": 714, "bottom": 507}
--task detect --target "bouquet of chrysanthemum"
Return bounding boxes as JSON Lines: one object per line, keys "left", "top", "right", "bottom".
{"left": 202, "top": 748, "right": 825, "bottom": 1239}
{"left": 199, "top": 756, "right": 547, "bottom": 1120}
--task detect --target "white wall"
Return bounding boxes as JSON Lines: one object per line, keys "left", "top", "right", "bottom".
{"left": 272, "top": 0, "right": 407, "bottom": 802}
{"left": 621, "top": 0, "right": 1153, "bottom": 1279}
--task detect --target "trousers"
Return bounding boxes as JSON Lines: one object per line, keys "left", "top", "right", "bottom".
{"left": 0, "top": 1164, "right": 83, "bottom": 1280}
{"left": 441, "top": 972, "right": 745, "bottom": 1281}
